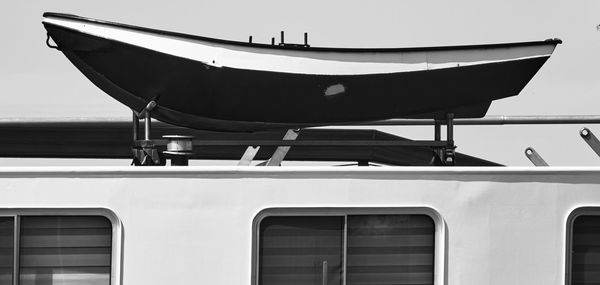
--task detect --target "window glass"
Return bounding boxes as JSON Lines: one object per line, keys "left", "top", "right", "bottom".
{"left": 259, "top": 216, "right": 344, "bottom": 285}
{"left": 19, "top": 216, "right": 112, "bottom": 285}
{"left": 571, "top": 215, "right": 600, "bottom": 285}
{"left": 0, "top": 218, "right": 13, "bottom": 285}
{"left": 258, "top": 213, "right": 435, "bottom": 285}
{"left": 347, "top": 215, "right": 434, "bottom": 285}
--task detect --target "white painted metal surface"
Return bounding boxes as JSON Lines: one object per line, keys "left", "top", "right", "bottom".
{"left": 0, "top": 166, "right": 599, "bottom": 285}
{"left": 43, "top": 16, "right": 556, "bottom": 75}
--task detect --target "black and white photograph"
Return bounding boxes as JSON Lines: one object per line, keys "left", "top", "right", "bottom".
{"left": 0, "top": 1, "right": 599, "bottom": 285}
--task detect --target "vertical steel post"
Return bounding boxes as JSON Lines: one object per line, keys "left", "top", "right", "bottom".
{"left": 280, "top": 31, "right": 284, "bottom": 45}
{"left": 304, "top": 32, "right": 308, "bottom": 46}
{"left": 446, "top": 113, "right": 454, "bottom": 146}
{"left": 434, "top": 120, "right": 441, "bottom": 141}
{"left": 144, "top": 111, "right": 151, "bottom": 141}
{"left": 444, "top": 113, "right": 456, "bottom": 166}
{"left": 322, "top": 260, "right": 328, "bottom": 285}
{"left": 132, "top": 111, "right": 139, "bottom": 141}
{"left": 432, "top": 119, "right": 443, "bottom": 165}
{"left": 13, "top": 216, "right": 20, "bottom": 285}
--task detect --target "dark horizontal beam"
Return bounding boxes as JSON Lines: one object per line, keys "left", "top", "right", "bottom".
{"left": 0, "top": 119, "right": 499, "bottom": 166}
{"left": 135, "top": 139, "right": 449, "bottom": 147}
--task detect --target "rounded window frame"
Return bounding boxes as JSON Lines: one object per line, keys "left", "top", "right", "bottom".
{"left": 251, "top": 207, "right": 446, "bottom": 285}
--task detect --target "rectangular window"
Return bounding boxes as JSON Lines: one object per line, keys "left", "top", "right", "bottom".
{"left": 0, "top": 215, "right": 112, "bottom": 285}
{"left": 569, "top": 211, "right": 600, "bottom": 285}
{"left": 0, "top": 218, "right": 14, "bottom": 285}
{"left": 257, "top": 212, "right": 436, "bottom": 285}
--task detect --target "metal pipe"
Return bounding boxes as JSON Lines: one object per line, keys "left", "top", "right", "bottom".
{"left": 2, "top": 115, "right": 600, "bottom": 127}
{"left": 132, "top": 111, "right": 139, "bottom": 140}
{"left": 304, "top": 32, "right": 308, "bottom": 46}
{"left": 434, "top": 120, "right": 441, "bottom": 141}
{"left": 580, "top": 128, "right": 600, "bottom": 158}
{"left": 280, "top": 31, "right": 284, "bottom": 45}
{"left": 134, "top": 139, "right": 450, "bottom": 147}
{"left": 446, "top": 113, "right": 454, "bottom": 145}
{"left": 249, "top": 36, "right": 252, "bottom": 43}
{"left": 144, "top": 111, "right": 151, "bottom": 140}
{"left": 340, "top": 115, "right": 600, "bottom": 126}
{"left": 13, "top": 216, "right": 20, "bottom": 285}
{"left": 322, "top": 260, "right": 328, "bottom": 285}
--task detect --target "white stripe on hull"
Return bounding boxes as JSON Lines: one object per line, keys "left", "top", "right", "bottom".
{"left": 43, "top": 17, "right": 556, "bottom": 75}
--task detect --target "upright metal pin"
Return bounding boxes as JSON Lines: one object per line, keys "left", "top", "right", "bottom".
{"left": 525, "top": 147, "right": 549, "bottom": 166}
{"left": 580, "top": 127, "right": 600, "bottom": 158}
{"left": 132, "top": 111, "right": 139, "bottom": 141}
{"left": 280, "top": 31, "right": 284, "bottom": 45}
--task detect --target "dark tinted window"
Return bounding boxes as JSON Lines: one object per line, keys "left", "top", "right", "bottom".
{"left": 0, "top": 215, "right": 112, "bottom": 285}
{"left": 259, "top": 216, "right": 344, "bottom": 285}
{"left": 0, "top": 218, "right": 13, "bottom": 285}
{"left": 571, "top": 215, "right": 600, "bottom": 285}
{"left": 347, "top": 215, "right": 434, "bottom": 285}
{"left": 258, "top": 214, "right": 435, "bottom": 285}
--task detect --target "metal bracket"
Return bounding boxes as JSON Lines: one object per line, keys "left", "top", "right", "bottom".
{"left": 130, "top": 101, "right": 165, "bottom": 166}
{"left": 238, "top": 146, "right": 260, "bottom": 166}
{"left": 580, "top": 127, "right": 600, "bottom": 158}
{"left": 431, "top": 114, "right": 456, "bottom": 166}
{"left": 258, "top": 129, "right": 300, "bottom": 166}
{"left": 525, "top": 147, "right": 549, "bottom": 166}
{"left": 131, "top": 140, "right": 164, "bottom": 166}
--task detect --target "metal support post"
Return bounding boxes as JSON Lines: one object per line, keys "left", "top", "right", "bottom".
{"left": 434, "top": 121, "right": 441, "bottom": 141}
{"left": 132, "top": 100, "right": 163, "bottom": 166}
{"left": 144, "top": 111, "right": 151, "bottom": 141}
{"left": 431, "top": 120, "right": 444, "bottom": 166}
{"left": 132, "top": 111, "right": 139, "bottom": 141}
{"left": 444, "top": 113, "right": 456, "bottom": 166}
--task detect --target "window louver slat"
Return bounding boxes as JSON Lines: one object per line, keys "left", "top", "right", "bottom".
{"left": 0, "top": 218, "right": 13, "bottom": 285}
{"left": 258, "top": 214, "right": 435, "bottom": 285}
{"left": 572, "top": 216, "right": 600, "bottom": 285}
{"left": 259, "top": 216, "right": 344, "bottom": 285}
{"left": 19, "top": 216, "right": 111, "bottom": 285}
{"left": 347, "top": 215, "right": 434, "bottom": 285}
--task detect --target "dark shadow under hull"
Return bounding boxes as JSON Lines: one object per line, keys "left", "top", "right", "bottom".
{"left": 45, "top": 24, "right": 549, "bottom": 132}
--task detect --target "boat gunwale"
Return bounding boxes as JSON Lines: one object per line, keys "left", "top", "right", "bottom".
{"left": 42, "top": 12, "right": 562, "bottom": 53}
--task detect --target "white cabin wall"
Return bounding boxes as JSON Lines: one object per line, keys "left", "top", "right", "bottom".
{"left": 0, "top": 167, "right": 599, "bottom": 285}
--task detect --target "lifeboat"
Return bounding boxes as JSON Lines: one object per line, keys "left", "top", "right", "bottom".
{"left": 42, "top": 12, "right": 561, "bottom": 131}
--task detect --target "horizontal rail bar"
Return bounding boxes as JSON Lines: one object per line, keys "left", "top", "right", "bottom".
{"left": 133, "top": 140, "right": 449, "bottom": 147}
{"left": 345, "top": 115, "right": 600, "bottom": 126}
{"left": 2, "top": 115, "right": 600, "bottom": 126}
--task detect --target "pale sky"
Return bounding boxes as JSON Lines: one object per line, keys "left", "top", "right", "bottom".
{"left": 1, "top": 0, "right": 599, "bottom": 166}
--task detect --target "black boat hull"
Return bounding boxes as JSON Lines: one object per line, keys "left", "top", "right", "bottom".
{"left": 43, "top": 14, "right": 558, "bottom": 131}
